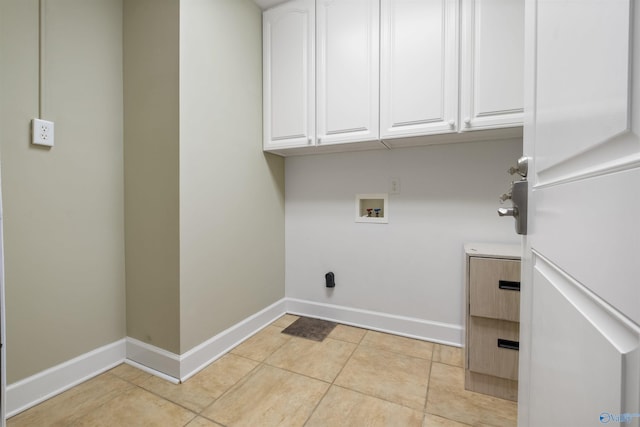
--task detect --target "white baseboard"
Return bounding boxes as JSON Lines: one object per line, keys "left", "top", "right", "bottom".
{"left": 285, "top": 298, "right": 463, "bottom": 347}
{"left": 125, "top": 337, "right": 181, "bottom": 380}
{"left": 5, "top": 297, "right": 460, "bottom": 419}
{"left": 5, "top": 299, "right": 287, "bottom": 418}
{"left": 179, "top": 298, "right": 287, "bottom": 381}
{"left": 6, "top": 339, "right": 126, "bottom": 418}
{"left": 123, "top": 359, "right": 180, "bottom": 384}
{"left": 126, "top": 298, "right": 287, "bottom": 382}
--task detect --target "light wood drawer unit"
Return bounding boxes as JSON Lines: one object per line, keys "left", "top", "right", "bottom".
{"left": 468, "top": 316, "right": 519, "bottom": 380}
{"left": 470, "top": 258, "right": 520, "bottom": 322}
{"left": 464, "top": 243, "right": 521, "bottom": 401}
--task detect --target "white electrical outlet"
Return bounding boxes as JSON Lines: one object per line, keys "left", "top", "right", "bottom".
{"left": 390, "top": 177, "right": 401, "bottom": 194}
{"left": 32, "top": 118, "right": 55, "bottom": 147}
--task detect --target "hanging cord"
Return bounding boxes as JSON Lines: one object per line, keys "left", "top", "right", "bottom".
{"left": 38, "top": 0, "right": 46, "bottom": 119}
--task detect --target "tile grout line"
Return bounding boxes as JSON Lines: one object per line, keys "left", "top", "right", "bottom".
{"left": 195, "top": 352, "right": 274, "bottom": 426}
{"left": 179, "top": 318, "right": 297, "bottom": 427}
{"left": 300, "top": 328, "right": 439, "bottom": 423}
{"left": 119, "top": 373, "right": 202, "bottom": 421}
{"left": 334, "top": 330, "right": 436, "bottom": 415}
{"left": 426, "top": 345, "right": 479, "bottom": 426}
{"left": 12, "top": 316, "right": 481, "bottom": 427}
{"left": 301, "top": 328, "right": 365, "bottom": 427}
{"left": 43, "top": 371, "right": 135, "bottom": 426}
{"left": 422, "top": 353, "right": 434, "bottom": 426}
{"left": 146, "top": 326, "right": 448, "bottom": 424}
{"left": 359, "top": 330, "right": 438, "bottom": 362}
{"left": 195, "top": 318, "right": 308, "bottom": 426}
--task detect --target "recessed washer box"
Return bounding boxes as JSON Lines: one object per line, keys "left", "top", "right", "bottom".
{"left": 355, "top": 193, "right": 388, "bottom": 224}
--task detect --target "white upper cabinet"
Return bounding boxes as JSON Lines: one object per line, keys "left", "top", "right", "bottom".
{"left": 262, "top": 0, "right": 524, "bottom": 155}
{"left": 263, "top": 0, "right": 315, "bottom": 149}
{"left": 460, "top": 0, "right": 524, "bottom": 131}
{"left": 380, "top": 0, "right": 459, "bottom": 139}
{"left": 316, "top": 0, "right": 380, "bottom": 146}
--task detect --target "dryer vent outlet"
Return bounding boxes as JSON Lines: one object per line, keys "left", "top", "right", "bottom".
{"left": 325, "top": 272, "right": 335, "bottom": 288}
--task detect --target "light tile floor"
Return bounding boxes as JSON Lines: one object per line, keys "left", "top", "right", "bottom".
{"left": 8, "top": 314, "right": 517, "bottom": 427}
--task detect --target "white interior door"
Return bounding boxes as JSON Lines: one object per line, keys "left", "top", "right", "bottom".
{"left": 519, "top": 1, "right": 640, "bottom": 426}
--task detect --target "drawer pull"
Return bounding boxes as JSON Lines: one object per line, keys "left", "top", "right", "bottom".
{"left": 498, "top": 280, "right": 521, "bottom": 291}
{"left": 497, "top": 338, "right": 519, "bottom": 351}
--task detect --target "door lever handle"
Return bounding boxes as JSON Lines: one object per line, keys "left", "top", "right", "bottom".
{"left": 497, "top": 180, "right": 528, "bottom": 235}
{"left": 498, "top": 207, "right": 518, "bottom": 217}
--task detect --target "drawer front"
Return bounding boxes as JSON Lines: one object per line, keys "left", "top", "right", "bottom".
{"left": 470, "top": 257, "right": 521, "bottom": 322}
{"left": 468, "top": 316, "right": 519, "bottom": 380}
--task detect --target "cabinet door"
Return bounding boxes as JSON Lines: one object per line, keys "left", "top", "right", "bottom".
{"left": 460, "top": 0, "right": 524, "bottom": 131}
{"left": 380, "top": 0, "right": 458, "bottom": 139}
{"left": 263, "top": 0, "right": 315, "bottom": 150}
{"left": 316, "top": 0, "right": 379, "bottom": 146}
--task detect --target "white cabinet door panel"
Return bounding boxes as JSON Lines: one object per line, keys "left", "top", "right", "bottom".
{"left": 380, "top": 0, "right": 458, "bottom": 139}
{"left": 317, "top": 0, "right": 379, "bottom": 145}
{"left": 263, "top": 0, "right": 315, "bottom": 149}
{"left": 461, "top": 0, "right": 524, "bottom": 131}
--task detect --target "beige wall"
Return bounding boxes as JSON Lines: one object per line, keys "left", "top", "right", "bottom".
{"left": 0, "top": 0, "right": 284, "bottom": 386}
{"left": 124, "top": 0, "right": 285, "bottom": 354}
{"left": 179, "top": 0, "right": 285, "bottom": 352}
{"left": 123, "top": 0, "right": 181, "bottom": 353}
{"left": 0, "top": 0, "right": 126, "bottom": 383}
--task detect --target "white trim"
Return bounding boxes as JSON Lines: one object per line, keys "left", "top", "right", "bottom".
{"left": 125, "top": 337, "right": 181, "bottom": 380}
{"left": 4, "top": 297, "right": 462, "bottom": 419}
{"left": 123, "top": 359, "right": 179, "bottom": 384}
{"left": 5, "top": 299, "right": 288, "bottom": 418}
{"left": 285, "top": 298, "right": 463, "bottom": 347}
{"left": 6, "top": 339, "right": 126, "bottom": 418}
{"left": 179, "top": 298, "right": 287, "bottom": 381}
{"left": 126, "top": 298, "right": 287, "bottom": 382}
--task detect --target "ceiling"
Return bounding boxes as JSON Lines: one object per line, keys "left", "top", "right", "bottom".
{"left": 253, "top": 0, "right": 288, "bottom": 10}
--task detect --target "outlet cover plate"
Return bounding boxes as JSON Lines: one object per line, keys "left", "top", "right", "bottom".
{"left": 390, "top": 177, "right": 401, "bottom": 194}
{"left": 32, "top": 118, "right": 54, "bottom": 147}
